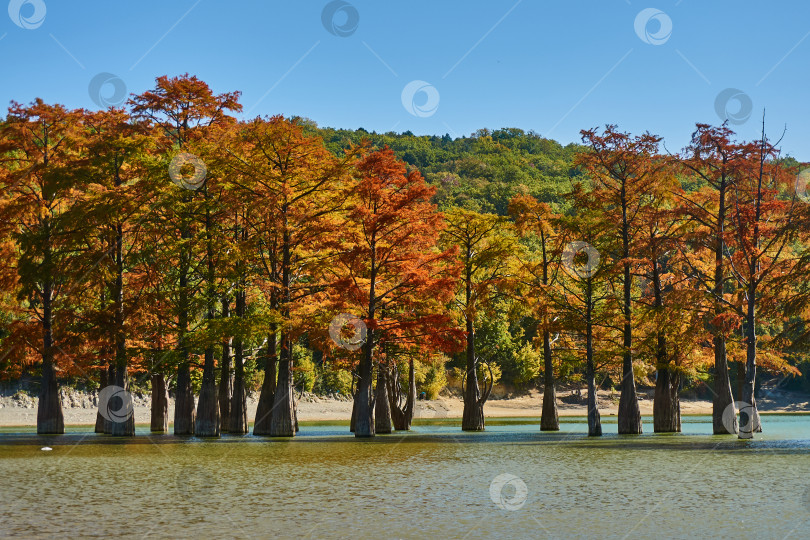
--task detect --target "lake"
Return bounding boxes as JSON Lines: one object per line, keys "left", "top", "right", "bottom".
{"left": 2, "top": 415, "right": 810, "bottom": 539}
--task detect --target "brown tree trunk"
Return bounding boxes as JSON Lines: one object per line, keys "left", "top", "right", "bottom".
{"left": 270, "top": 334, "right": 296, "bottom": 436}
{"left": 712, "top": 179, "right": 736, "bottom": 434}
{"left": 110, "top": 365, "right": 135, "bottom": 436}
{"left": 653, "top": 364, "right": 679, "bottom": 433}
{"left": 95, "top": 369, "right": 107, "bottom": 433}
{"left": 354, "top": 327, "right": 375, "bottom": 437}
{"left": 195, "top": 348, "right": 220, "bottom": 437}
{"left": 173, "top": 363, "right": 195, "bottom": 435}
{"left": 196, "top": 193, "right": 220, "bottom": 437}
{"left": 103, "top": 363, "right": 115, "bottom": 434}
{"left": 462, "top": 317, "right": 485, "bottom": 431}
{"left": 374, "top": 365, "right": 393, "bottom": 434}
{"left": 109, "top": 217, "right": 134, "bottom": 437}
{"left": 229, "top": 340, "right": 248, "bottom": 434}
{"left": 350, "top": 388, "right": 358, "bottom": 433}
{"left": 617, "top": 206, "right": 642, "bottom": 434}
{"left": 269, "top": 225, "right": 296, "bottom": 437}
{"left": 739, "top": 289, "right": 760, "bottom": 439}
{"left": 253, "top": 331, "right": 278, "bottom": 436}
{"left": 36, "top": 278, "right": 64, "bottom": 435}
{"left": 218, "top": 333, "right": 232, "bottom": 432}
{"left": 540, "top": 329, "right": 559, "bottom": 431}
{"left": 150, "top": 373, "right": 169, "bottom": 432}
{"left": 585, "top": 281, "right": 601, "bottom": 437}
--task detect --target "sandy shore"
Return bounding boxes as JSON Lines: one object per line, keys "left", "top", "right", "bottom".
{"left": 2, "top": 385, "right": 808, "bottom": 427}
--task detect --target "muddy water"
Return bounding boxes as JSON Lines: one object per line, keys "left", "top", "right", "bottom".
{"left": 2, "top": 415, "right": 810, "bottom": 539}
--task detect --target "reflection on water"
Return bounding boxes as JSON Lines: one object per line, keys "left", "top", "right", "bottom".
{"left": 2, "top": 415, "right": 810, "bottom": 539}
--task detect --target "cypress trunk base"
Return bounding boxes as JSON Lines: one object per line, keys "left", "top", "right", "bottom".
{"left": 269, "top": 381, "right": 296, "bottom": 437}
{"left": 653, "top": 368, "right": 681, "bottom": 433}
{"left": 252, "top": 375, "right": 276, "bottom": 436}
{"left": 195, "top": 375, "right": 220, "bottom": 437}
{"left": 353, "top": 383, "right": 374, "bottom": 438}
{"left": 174, "top": 365, "right": 195, "bottom": 436}
{"left": 462, "top": 400, "right": 485, "bottom": 431}
{"left": 229, "top": 377, "right": 248, "bottom": 435}
{"left": 540, "top": 381, "right": 559, "bottom": 431}
{"left": 618, "top": 378, "right": 642, "bottom": 435}
{"left": 151, "top": 374, "right": 169, "bottom": 432}
{"left": 94, "top": 370, "right": 108, "bottom": 434}
{"left": 374, "top": 367, "right": 393, "bottom": 434}
{"left": 37, "top": 363, "right": 64, "bottom": 435}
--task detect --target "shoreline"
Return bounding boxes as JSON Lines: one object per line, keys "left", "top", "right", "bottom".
{"left": 2, "top": 386, "right": 809, "bottom": 427}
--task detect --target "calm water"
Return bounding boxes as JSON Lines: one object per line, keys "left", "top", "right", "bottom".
{"left": 2, "top": 415, "right": 810, "bottom": 539}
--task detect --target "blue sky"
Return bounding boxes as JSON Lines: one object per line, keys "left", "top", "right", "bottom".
{"left": 2, "top": 0, "right": 809, "bottom": 158}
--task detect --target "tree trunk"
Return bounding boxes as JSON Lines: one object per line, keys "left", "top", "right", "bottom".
{"left": 150, "top": 373, "right": 169, "bottom": 432}
{"left": 462, "top": 317, "right": 485, "bottom": 431}
{"left": 350, "top": 388, "right": 358, "bottom": 433}
{"left": 110, "top": 365, "right": 135, "bottom": 436}
{"left": 95, "top": 369, "right": 107, "bottom": 433}
{"left": 173, "top": 363, "right": 195, "bottom": 435}
{"left": 269, "top": 223, "right": 296, "bottom": 437}
{"left": 653, "top": 324, "right": 679, "bottom": 432}
{"left": 617, "top": 219, "right": 641, "bottom": 434}
{"left": 229, "top": 339, "right": 248, "bottom": 434}
{"left": 196, "top": 190, "right": 220, "bottom": 437}
{"left": 374, "top": 365, "right": 393, "bottom": 434}
{"left": 739, "top": 291, "right": 760, "bottom": 439}
{"left": 103, "top": 363, "right": 115, "bottom": 434}
{"left": 712, "top": 336, "right": 736, "bottom": 434}
{"left": 269, "top": 334, "right": 296, "bottom": 436}
{"left": 653, "top": 366, "right": 679, "bottom": 433}
{"left": 540, "top": 329, "right": 559, "bottom": 431}
{"left": 712, "top": 178, "right": 736, "bottom": 434}
{"left": 253, "top": 331, "right": 278, "bottom": 436}
{"left": 195, "top": 348, "right": 220, "bottom": 437}
{"left": 36, "top": 278, "right": 64, "bottom": 435}
{"left": 585, "top": 281, "right": 601, "bottom": 437}
{"left": 218, "top": 333, "right": 232, "bottom": 432}
{"left": 109, "top": 216, "right": 134, "bottom": 437}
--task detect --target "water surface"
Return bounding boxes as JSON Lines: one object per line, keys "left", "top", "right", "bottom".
{"left": 2, "top": 415, "right": 810, "bottom": 539}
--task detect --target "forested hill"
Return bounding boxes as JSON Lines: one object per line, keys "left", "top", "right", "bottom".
{"left": 314, "top": 125, "right": 586, "bottom": 215}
